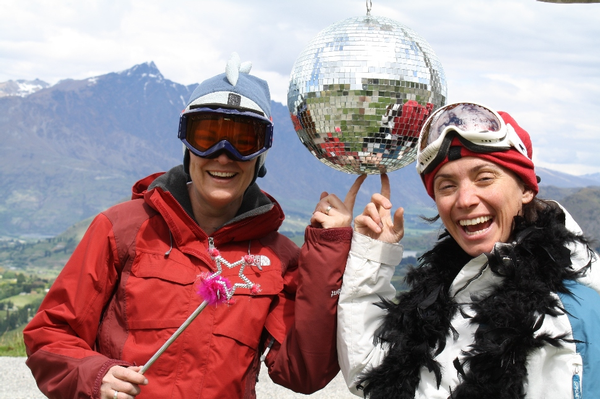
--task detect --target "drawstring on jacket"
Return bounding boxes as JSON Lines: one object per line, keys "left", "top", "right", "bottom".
{"left": 164, "top": 231, "right": 173, "bottom": 257}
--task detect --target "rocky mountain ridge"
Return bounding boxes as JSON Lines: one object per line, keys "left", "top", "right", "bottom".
{"left": 0, "top": 62, "right": 598, "bottom": 238}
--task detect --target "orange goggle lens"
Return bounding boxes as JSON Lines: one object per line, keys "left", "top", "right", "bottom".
{"left": 186, "top": 114, "right": 267, "bottom": 156}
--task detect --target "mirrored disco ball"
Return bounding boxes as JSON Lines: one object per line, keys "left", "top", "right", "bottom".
{"left": 287, "top": 14, "right": 447, "bottom": 174}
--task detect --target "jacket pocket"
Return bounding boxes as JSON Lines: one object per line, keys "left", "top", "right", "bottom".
{"left": 211, "top": 259, "right": 284, "bottom": 350}
{"left": 127, "top": 252, "right": 198, "bottom": 330}
{"left": 212, "top": 294, "right": 276, "bottom": 349}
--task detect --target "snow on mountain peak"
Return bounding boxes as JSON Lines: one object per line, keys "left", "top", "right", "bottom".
{"left": 0, "top": 79, "right": 50, "bottom": 98}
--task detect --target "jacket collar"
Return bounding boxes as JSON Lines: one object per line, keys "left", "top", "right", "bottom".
{"left": 449, "top": 255, "right": 503, "bottom": 303}
{"left": 132, "top": 165, "right": 283, "bottom": 249}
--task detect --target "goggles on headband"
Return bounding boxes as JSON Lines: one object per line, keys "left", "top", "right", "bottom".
{"left": 416, "top": 102, "right": 529, "bottom": 176}
{"left": 178, "top": 107, "right": 273, "bottom": 162}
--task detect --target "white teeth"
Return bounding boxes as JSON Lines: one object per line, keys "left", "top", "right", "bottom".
{"left": 459, "top": 216, "right": 491, "bottom": 227}
{"left": 465, "top": 227, "right": 488, "bottom": 236}
{"left": 209, "top": 171, "right": 236, "bottom": 178}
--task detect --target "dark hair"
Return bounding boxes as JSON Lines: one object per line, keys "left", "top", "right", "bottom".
{"left": 421, "top": 213, "right": 440, "bottom": 224}
{"left": 521, "top": 197, "right": 552, "bottom": 223}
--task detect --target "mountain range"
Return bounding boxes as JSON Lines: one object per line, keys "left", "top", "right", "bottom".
{"left": 1, "top": 62, "right": 599, "bottom": 239}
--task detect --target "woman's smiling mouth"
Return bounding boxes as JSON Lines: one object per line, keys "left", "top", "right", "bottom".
{"left": 459, "top": 216, "right": 493, "bottom": 236}
{"left": 208, "top": 171, "right": 236, "bottom": 178}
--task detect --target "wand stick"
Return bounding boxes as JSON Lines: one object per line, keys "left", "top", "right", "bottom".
{"left": 139, "top": 300, "right": 208, "bottom": 374}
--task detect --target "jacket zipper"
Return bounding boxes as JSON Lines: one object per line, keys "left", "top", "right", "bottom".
{"left": 573, "top": 361, "right": 582, "bottom": 399}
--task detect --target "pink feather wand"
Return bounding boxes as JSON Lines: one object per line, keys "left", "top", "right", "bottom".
{"left": 139, "top": 273, "right": 231, "bottom": 374}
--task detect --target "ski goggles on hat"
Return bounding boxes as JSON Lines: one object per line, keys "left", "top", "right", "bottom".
{"left": 179, "top": 107, "right": 273, "bottom": 162}
{"left": 416, "top": 102, "right": 530, "bottom": 175}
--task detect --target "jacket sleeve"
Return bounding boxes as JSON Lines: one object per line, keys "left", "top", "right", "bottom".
{"left": 23, "top": 213, "right": 130, "bottom": 399}
{"left": 336, "top": 232, "right": 403, "bottom": 396}
{"left": 262, "top": 226, "right": 353, "bottom": 394}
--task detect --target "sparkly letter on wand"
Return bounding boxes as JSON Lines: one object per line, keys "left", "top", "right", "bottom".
{"left": 139, "top": 273, "right": 231, "bottom": 374}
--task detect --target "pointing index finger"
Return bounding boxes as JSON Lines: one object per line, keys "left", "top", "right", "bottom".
{"left": 380, "top": 174, "right": 391, "bottom": 199}
{"left": 343, "top": 174, "right": 367, "bottom": 214}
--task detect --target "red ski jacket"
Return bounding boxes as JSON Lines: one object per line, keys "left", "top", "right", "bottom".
{"left": 24, "top": 166, "right": 350, "bottom": 398}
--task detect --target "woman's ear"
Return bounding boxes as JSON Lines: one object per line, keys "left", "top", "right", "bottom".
{"left": 522, "top": 187, "right": 535, "bottom": 205}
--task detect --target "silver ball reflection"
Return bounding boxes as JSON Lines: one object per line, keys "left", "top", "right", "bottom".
{"left": 287, "top": 14, "right": 447, "bottom": 174}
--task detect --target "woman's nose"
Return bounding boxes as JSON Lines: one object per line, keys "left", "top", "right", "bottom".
{"left": 215, "top": 152, "right": 234, "bottom": 164}
{"left": 455, "top": 184, "right": 479, "bottom": 209}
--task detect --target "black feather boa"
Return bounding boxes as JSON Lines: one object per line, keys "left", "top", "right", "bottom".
{"left": 360, "top": 204, "right": 593, "bottom": 399}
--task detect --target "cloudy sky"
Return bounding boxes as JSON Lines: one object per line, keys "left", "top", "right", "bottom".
{"left": 1, "top": 0, "right": 599, "bottom": 175}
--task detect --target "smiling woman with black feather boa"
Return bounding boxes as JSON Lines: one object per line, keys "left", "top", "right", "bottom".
{"left": 337, "top": 102, "right": 600, "bottom": 399}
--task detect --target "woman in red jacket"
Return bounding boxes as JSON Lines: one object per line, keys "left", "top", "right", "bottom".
{"left": 24, "top": 53, "right": 364, "bottom": 399}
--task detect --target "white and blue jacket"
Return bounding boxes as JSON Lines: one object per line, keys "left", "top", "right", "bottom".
{"left": 338, "top": 206, "right": 600, "bottom": 398}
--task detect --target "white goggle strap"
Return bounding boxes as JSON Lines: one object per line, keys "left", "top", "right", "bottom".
{"left": 505, "top": 124, "right": 530, "bottom": 159}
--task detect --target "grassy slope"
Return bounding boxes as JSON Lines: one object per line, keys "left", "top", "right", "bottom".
{"left": 0, "top": 325, "right": 26, "bottom": 356}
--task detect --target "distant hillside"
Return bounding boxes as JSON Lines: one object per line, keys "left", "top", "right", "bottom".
{"left": 1, "top": 61, "right": 599, "bottom": 239}
{"left": 0, "top": 216, "right": 93, "bottom": 276}
{"left": 584, "top": 172, "right": 600, "bottom": 184}
{"left": 559, "top": 186, "right": 600, "bottom": 252}
{"left": 536, "top": 167, "right": 600, "bottom": 188}
{"left": 538, "top": 185, "right": 581, "bottom": 202}
{"left": 0, "top": 63, "right": 196, "bottom": 237}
